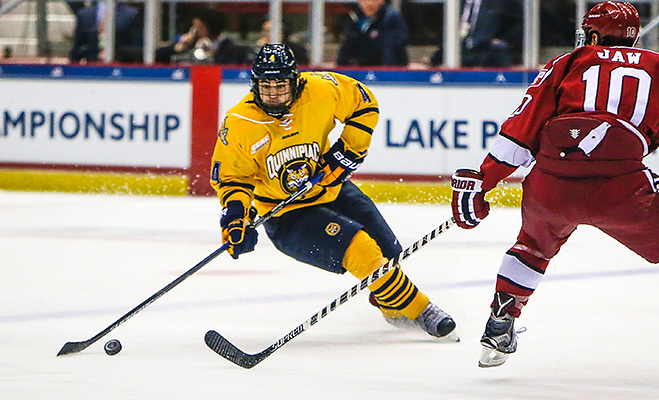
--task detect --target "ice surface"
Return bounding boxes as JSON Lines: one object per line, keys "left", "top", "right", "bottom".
{"left": 1, "top": 190, "right": 658, "bottom": 399}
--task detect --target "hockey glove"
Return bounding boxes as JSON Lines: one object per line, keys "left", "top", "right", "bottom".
{"left": 451, "top": 169, "right": 490, "bottom": 229}
{"left": 221, "top": 201, "right": 258, "bottom": 259}
{"left": 319, "top": 138, "right": 365, "bottom": 187}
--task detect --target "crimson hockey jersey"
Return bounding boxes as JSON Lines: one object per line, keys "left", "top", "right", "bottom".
{"left": 481, "top": 45, "right": 659, "bottom": 189}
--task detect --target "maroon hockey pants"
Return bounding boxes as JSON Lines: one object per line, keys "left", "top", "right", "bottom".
{"left": 495, "top": 167, "right": 659, "bottom": 309}
{"left": 518, "top": 168, "right": 659, "bottom": 263}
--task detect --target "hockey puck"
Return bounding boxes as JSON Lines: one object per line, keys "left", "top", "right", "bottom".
{"left": 104, "top": 339, "right": 122, "bottom": 356}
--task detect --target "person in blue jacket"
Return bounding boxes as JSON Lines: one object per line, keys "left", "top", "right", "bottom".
{"left": 69, "top": 2, "right": 143, "bottom": 63}
{"left": 336, "top": 0, "right": 408, "bottom": 66}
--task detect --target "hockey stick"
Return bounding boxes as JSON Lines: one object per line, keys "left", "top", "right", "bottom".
{"left": 205, "top": 217, "right": 456, "bottom": 368}
{"left": 57, "top": 173, "right": 324, "bottom": 356}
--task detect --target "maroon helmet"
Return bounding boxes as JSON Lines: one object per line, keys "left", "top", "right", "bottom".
{"left": 578, "top": 1, "right": 640, "bottom": 47}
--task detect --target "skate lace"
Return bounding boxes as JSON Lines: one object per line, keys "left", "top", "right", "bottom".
{"left": 419, "top": 305, "right": 448, "bottom": 327}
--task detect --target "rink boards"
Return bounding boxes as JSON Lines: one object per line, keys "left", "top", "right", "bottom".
{"left": 0, "top": 64, "right": 656, "bottom": 201}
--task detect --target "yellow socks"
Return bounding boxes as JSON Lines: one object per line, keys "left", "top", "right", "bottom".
{"left": 343, "top": 230, "right": 429, "bottom": 320}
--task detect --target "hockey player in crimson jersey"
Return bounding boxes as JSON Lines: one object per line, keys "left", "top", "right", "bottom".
{"left": 450, "top": 1, "right": 659, "bottom": 367}
{"left": 210, "top": 43, "right": 457, "bottom": 340}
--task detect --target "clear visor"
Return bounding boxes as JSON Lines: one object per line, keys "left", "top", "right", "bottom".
{"left": 575, "top": 28, "right": 586, "bottom": 49}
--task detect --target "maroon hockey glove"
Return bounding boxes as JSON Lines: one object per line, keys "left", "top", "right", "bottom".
{"left": 319, "top": 138, "right": 365, "bottom": 187}
{"left": 451, "top": 169, "right": 490, "bottom": 229}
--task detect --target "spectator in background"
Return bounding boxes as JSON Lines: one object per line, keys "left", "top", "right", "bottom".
{"left": 336, "top": 0, "right": 408, "bottom": 66}
{"left": 429, "top": 44, "right": 443, "bottom": 67}
{"left": 460, "top": 0, "right": 523, "bottom": 67}
{"left": 63, "top": 1, "right": 85, "bottom": 15}
{"left": 2, "top": 46, "right": 12, "bottom": 59}
{"left": 69, "top": 2, "right": 143, "bottom": 63}
{"left": 156, "top": 7, "right": 253, "bottom": 65}
{"left": 257, "top": 20, "right": 310, "bottom": 65}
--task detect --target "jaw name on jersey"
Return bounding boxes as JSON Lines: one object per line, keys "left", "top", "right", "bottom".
{"left": 596, "top": 49, "right": 641, "bottom": 64}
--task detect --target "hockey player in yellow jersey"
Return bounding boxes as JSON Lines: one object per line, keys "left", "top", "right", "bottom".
{"left": 210, "top": 43, "right": 456, "bottom": 338}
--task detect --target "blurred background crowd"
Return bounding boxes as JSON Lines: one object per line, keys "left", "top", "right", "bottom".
{"left": 0, "top": 0, "right": 657, "bottom": 68}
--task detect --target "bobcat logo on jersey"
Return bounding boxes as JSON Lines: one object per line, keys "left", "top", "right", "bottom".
{"left": 279, "top": 160, "right": 312, "bottom": 194}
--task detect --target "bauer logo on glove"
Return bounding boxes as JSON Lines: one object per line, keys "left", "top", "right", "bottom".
{"left": 319, "top": 138, "right": 366, "bottom": 187}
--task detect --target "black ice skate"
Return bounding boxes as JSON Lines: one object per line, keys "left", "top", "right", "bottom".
{"left": 369, "top": 294, "right": 458, "bottom": 340}
{"left": 478, "top": 292, "right": 525, "bottom": 368}
{"left": 414, "top": 302, "right": 459, "bottom": 341}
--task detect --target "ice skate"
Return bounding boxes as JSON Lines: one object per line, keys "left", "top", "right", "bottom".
{"left": 414, "top": 302, "right": 459, "bottom": 341}
{"left": 478, "top": 290, "right": 529, "bottom": 367}
{"left": 370, "top": 294, "right": 458, "bottom": 340}
{"left": 478, "top": 291, "right": 527, "bottom": 367}
{"left": 478, "top": 313, "right": 519, "bottom": 367}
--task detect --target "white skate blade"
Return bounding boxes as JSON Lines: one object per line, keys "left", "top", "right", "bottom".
{"left": 431, "top": 329, "right": 460, "bottom": 343}
{"left": 478, "top": 347, "right": 509, "bottom": 368}
{"left": 443, "top": 330, "right": 460, "bottom": 343}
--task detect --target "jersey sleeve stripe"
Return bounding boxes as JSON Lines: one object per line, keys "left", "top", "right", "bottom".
{"left": 499, "top": 131, "right": 532, "bottom": 150}
{"left": 344, "top": 120, "right": 374, "bottom": 135}
{"left": 490, "top": 132, "right": 535, "bottom": 168}
{"left": 221, "top": 188, "right": 252, "bottom": 204}
{"left": 348, "top": 107, "right": 379, "bottom": 119}
{"left": 219, "top": 181, "right": 255, "bottom": 190}
{"left": 487, "top": 153, "right": 518, "bottom": 169}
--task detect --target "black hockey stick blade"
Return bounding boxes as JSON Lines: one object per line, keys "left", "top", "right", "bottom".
{"left": 205, "top": 319, "right": 306, "bottom": 369}
{"left": 57, "top": 340, "right": 93, "bottom": 356}
{"left": 205, "top": 330, "right": 275, "bottom": 369}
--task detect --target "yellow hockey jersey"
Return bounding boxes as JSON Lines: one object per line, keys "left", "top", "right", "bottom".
{"left": 210, "top": 71, "right": 379, "bottom": 216}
